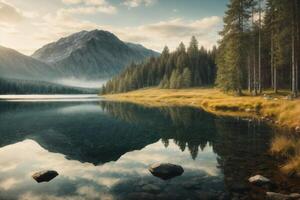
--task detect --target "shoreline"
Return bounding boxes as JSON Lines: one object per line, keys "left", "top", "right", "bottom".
{"left": 102, "top": 88, "right": 300, "bottom": 132}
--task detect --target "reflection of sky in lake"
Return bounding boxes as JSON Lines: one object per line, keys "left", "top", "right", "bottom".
{"left": 1, "top": 99, "right": 294, "bottom": 199}
{"left": 0, "top": 139, "right": 220, "bottom": 200}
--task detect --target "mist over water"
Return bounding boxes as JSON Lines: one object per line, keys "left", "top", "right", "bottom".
{"left": 56, "top": 78, "right": 108, "bottom": 89}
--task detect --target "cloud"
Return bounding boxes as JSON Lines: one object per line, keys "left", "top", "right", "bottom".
{"left": 62, "top": 0, "right": 82, "bottom": 4}
{"left": 116, "top": 16, "right": 222, "bottom": 51}
{"left": 0, "top": 1, "right": 24, "bottom": 24}
{"left": 140, "top": 16, "right": 221, "bottom": 37}
{"left": 123, "top": 0, "right": 157, "bottom": 8}
{"left": 61, "top": 0, "right": 117, "bottom": 14}
{"left": 60, "top": 6, "right": 116, "bottom": 15}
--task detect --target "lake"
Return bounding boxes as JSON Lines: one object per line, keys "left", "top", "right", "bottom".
{"left": 0, "top": 96, "right": 299, "bottom": 200}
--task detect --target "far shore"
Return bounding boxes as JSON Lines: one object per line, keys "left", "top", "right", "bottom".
{"left": 102, "top": 88, "right": 300, "bottom": 132}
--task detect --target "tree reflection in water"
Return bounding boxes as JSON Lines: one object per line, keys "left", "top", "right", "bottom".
{"left": 0, "top": 100, "right": 299, "bottom": 199}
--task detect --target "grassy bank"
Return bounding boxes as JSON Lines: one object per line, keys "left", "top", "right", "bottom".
{"left": 103, "top": 88, "right": 300, "bottom": 130}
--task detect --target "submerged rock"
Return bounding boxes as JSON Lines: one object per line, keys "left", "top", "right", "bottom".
{"left": 141, "top": 184, "right": 160, "bottom": 193}
{"left": 32, "top": 170, "right": 59, "bottom": 183}
{"left": 266, "top": 192, "right": 300, "bottom": 200}
{"left": 249, "top": 175, "right": 270, "bottom": 186}
{"left": 149, "top": 163, "right": 184, "bottom": 180}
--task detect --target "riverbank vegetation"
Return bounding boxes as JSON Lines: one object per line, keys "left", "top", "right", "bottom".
{"left": 103, "top": 88, "right": 300, "bottom": 130}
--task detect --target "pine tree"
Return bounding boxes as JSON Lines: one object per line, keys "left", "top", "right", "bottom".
{"left": 216, "top": 0, "right": 252, "bottom": 95}
{"left": 182, "top": 68, "right": 192, "bottom": 88}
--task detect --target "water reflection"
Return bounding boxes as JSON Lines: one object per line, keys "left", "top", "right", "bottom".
{"left": 0, "top": 100, "right": 299, "bottom": 199}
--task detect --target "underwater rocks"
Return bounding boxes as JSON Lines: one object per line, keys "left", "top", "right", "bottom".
{"left": 32, "top": 170, "right": 59, "bottom": 183}
{"left": 149, "top": 163, "right": 184, "bottom": 180}
{"left": 266, "top": 192, "right": 300, "bottom": 200}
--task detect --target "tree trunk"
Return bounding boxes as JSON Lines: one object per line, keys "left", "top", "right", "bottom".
{"left": 292, "top": 0, "right": 296, "bottom": 97}
{"left": 252, "top": 6, "right": 257, "bottom": 96}
{"left": 248, "top": 55, "right": 252, "bottom": 93}
{"left": 274, "top": 67, "right": 278, "bottom": 93}
{"left": 271, "top": 30, "right": 274, "bottom": 89}
{"left": 258, "top": 0, "right": 262, "bottom": 94}
{"left": 296, "top": 0, "right": 299, "bottom": 97}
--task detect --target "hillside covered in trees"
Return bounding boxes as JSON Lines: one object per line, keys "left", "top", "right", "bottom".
{"left": 102, "top": 37, "right": 217, "bottom": 94}
{"left": 216, "top": 0, "right": 300, "bottom": 96}
{"left": 0, "top": 79, "right": 95, "bottom": 94}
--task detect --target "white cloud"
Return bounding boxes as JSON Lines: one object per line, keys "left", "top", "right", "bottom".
{"left": 61, "top": 0, "right": 117, "bottom": 14}
{"left": 123, "top": 0, "right": 156, "bottom": 8}
{"left": 117, "top": 16, "right": 222, "bottom": 51}
{"left": 0, "top": 1, "right": 24, "bottom": 24}
{"left": 62, "top": 0, "right": 82, "bottom": 5}
{"left": 60, "top": 6, "right": 116, "bottom": 15}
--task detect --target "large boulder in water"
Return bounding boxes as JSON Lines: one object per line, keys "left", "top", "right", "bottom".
{"left": 249, "top": 175, "right": 270, "bottom": 186}
{"left": 149, "top": 163, "right": 184, "bottom": 180}
{"left": 32, "top": 170, "right": 59, "bottom": 183}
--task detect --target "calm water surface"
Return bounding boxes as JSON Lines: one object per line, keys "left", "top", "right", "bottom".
{"left": 0, "top": 96, "right": 299, "bottom": 200}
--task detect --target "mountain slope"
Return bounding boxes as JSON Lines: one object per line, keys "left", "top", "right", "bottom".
{"left": 32, "top": 30, "right": 159, "bottom": 80}
{"left": 0, "top": 45, "right": 56, "bottom": 81}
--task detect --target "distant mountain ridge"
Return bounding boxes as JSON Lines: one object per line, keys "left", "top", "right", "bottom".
{"left": 0, "top": 45, "right": 55, "bottom": 81}
{"left": 0, "top": 30, "right": 159, "bottom": 93}
{"left": 32, "top": 30, "right": 159, "bottom": 80}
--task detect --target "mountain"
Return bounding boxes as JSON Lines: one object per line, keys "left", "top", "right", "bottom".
{"left": 0, "top": 46, "right": 96, "bottom": 93}
{"left": 32, "top": 30, "right": 159, "bottom": 80}
{"left": 0, "top": 45, "right": 56, "bottom": 81}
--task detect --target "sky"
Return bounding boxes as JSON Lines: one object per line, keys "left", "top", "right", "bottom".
{"left": 0, "top": 0, "right": 228, "bottom": 55}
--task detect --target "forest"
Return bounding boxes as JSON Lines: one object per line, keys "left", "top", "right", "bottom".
{"left": 103, "top": 0, "right": 300, "bottom": 97}
{"left": 0, "top": 78, "right": 93, "bottom": 94}
{"left": 102, "top": 37, "right": 217, "bottom": 94}
{"left": 216, "top": 0, "right": 300, "bottom": 96}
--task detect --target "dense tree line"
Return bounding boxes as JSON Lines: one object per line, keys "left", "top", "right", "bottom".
{"left": 216, "top": 0, "right": 300, "bottom": 96}
{"left": 102, "top": 37, "right": 217, "bottom": 94}
{"left": 0, "top": 78, "right": 93, "bottom": 94}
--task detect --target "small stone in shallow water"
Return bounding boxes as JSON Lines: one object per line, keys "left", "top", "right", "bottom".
{"left": 248, "top": 175, "right": 270, "bottom": 186}
{"left": 32, "top": 170, "right": 58, "bottom": 183}
{"left": 149, "top": 163, "right": 184, "bottom": 180}
{"left": 266, "top": 192, "right": 290, "bottom": 200}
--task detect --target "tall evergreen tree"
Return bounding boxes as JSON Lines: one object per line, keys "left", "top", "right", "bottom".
{"left": 216, "top": 0, "right": 252, "bottom": 94}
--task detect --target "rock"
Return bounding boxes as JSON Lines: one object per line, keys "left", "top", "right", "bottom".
{"left": 32, "top": 170, "right": 59, "bottom": 183}
{"left": 264, "top": 95, "right": 273, "bottom": 100}
{"left": 289, "top": 193, "right": 300, "bottom": 199}
{"left": 149, "top": 163, "right": 184, "bottom": 180}
{"left": 266, "top": 192, "right": 290, "bottom": 200}
{"left": 127, "top": 192, "right": 156, "bottom": 200}
{"left": 285, "top": 95, "right": 294, "bottom": 101}
{"left": 245, "top": 108, "right": 252, "bottom": 112}
{"left": 248, "top": 175, "right": 270, "bottom": 186}
{"left": 141, "top": 184, "right": 160, "bottom": 193}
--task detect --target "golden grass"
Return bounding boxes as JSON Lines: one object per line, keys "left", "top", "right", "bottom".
{"left": 102, "top": 87, "right": 300, "bottom": 129}
{"left": 271, "top": 135, "right": 300, "bottom": 176}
